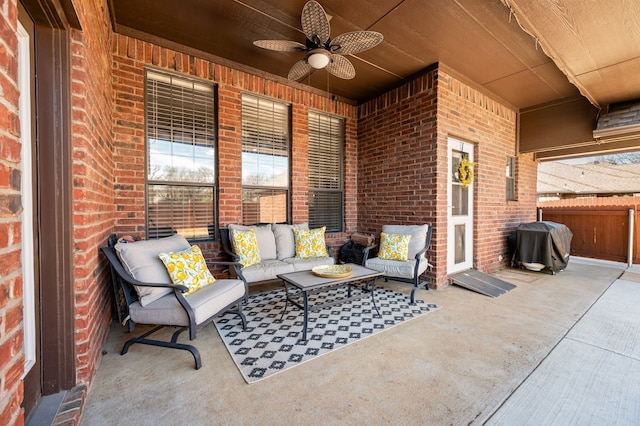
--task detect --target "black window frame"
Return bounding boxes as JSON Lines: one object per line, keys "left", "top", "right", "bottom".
{"left": 240, "top": 93, "right": 291, "bottom": 225}
{"left": 308, "top": 110, "right": 345, "bottom": 232}
{"left": 144, "top": 68, "right": 218, "bottom": 241}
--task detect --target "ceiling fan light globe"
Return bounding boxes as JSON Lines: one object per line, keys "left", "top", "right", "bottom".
{"left": 307, "top": 50, "right": 331, "bottom": 69}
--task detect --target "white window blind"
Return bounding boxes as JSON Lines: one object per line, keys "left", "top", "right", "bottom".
{"left": 241, "top": 94, "right": 290, "bottom": 224}
{"left": 308, "top": 111, "right": 344, "bottom": 232}
{"left": 145, "top": 69, "right": 217, "bottom": 240}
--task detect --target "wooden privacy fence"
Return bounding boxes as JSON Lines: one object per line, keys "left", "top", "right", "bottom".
{"left": 539, "top": 203, "right": 640, "bottom": 264}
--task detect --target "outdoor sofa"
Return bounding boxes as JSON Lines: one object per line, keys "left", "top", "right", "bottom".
{"left": 220, "top": 223, "right": 335, "bottom": 286}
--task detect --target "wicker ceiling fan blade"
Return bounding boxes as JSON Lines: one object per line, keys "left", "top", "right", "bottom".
{"left": 253, "top": 40, "right": 308, "bottom": 52}
{"left": 254, "top": 1, "right": 384, "bottom": 81}
{"left": 326, "top": 54, "right": 355, "bottom": 79}
{"left": 288, "top": 59, "right": 314, "bottom": 81}
{"left": 301, "top": 0, "right": 331, "bottom": 45}
{"left": 329, "top": 31, "right": 384, "bottom": 55}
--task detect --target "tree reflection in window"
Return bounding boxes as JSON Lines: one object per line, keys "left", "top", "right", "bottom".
{"left": 145, "top": 69, "right": 216, "bottom": 240}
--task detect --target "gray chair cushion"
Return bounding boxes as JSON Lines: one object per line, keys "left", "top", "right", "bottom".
{"left": 115, "top": 235, "right": 191, "bottom": 306}
{"left": 365, "top": 257, "right": 431, "bottom": 279}
{"left": 129, "top": 279, "right": 246, "bottom": 326}
{"left": 272, "top": 223, "right": 308, "bottom": 260}
{"left": 382, "top": 224, "right": 429, "bottom": 259}
{"left": 229, "top": 224, "right": 277, "bottom": 260}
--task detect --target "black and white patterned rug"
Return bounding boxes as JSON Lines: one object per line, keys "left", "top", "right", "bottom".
{"left": 214, "top": 286, "right": 440, "bottom": 383}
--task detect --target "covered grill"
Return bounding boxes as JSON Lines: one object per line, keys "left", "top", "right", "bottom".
{"left": 513, "top": 221, "right": 573, "bottom": 274}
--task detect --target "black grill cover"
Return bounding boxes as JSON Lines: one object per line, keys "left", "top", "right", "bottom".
{"left": 515, "top": 221, "right": 573, "bottom": 273}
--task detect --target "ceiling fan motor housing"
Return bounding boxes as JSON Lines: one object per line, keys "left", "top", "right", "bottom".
{"left": 307, "top": 49, "right": 331, "bottom": 69}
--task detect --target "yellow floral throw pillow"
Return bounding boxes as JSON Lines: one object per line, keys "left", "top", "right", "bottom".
{"left": 232, "top": 229, "right": 261, "bottom": 267}
{"left": 158, "top": 245, "right": 216, "bottom": 295}
{"left": 294, "top": 226, "right": 328, "bottom": 259}
{"left": 378, "top": 232, "right": 411, "bottom": 261}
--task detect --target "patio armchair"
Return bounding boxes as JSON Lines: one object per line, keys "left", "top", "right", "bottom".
{"left": 101, "top": 234, "right": 247, "bottom": 369}
{"left": 363, "top": 224, "right": 433, "bottom": 304}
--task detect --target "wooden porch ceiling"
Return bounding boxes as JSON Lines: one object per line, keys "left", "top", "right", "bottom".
{"left": 107, "top": 0, "right": 640, "bottom": 159}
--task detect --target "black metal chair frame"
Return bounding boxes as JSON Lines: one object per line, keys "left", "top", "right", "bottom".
{"left": 362, "top": 226, "right": 433, "bottom": 304}
{"left": 219, "top": 227, "right": 245, "bottom": 282}
{"left": 101, "top": 246, "right": 247, "bottom": 369}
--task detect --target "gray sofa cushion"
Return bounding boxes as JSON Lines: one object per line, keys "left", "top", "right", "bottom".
{"left": 129, "top": 279, "right": 246, "bottom": 326}
{"left": 229, "top": 224, "right": 277, "bottom": 260}
{"left": 382, "top": 224, "right": 429, "bottom": 259}
{"left": 239, "top": 259, "right": 295, "bottom": 283}
{"left": 284, "top": 256, "right": 335, "bottom": 271}
{"left": 115, "top": 235, "right": 191, "bottom": 306}
{"left": 272, "top": 223, "right": 308, "bottom": 260}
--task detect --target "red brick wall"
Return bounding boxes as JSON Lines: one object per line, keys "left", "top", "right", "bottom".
{"left": 0, "top": 1, "right": 24, "bottom": 424}
{"left": 436, "top": 68, "right": 537, "bottom": 286}
{"left": 111, "top": 35, "right": 359, "bottom": 259}
{"left": 357, "top": 71, "right": 438, "bottom": 236}
{"left": 358, "top": 65, "right": 537, "bottom": 287}
{"left": 70, "top": 0, "right": 115, "bottom": 385}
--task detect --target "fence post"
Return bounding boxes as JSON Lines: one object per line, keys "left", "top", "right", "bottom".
{"left": 629, "top": 209, "right": 635, "bottom": 267}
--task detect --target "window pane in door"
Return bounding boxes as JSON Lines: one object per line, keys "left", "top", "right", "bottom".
{"left": 455, "top": 224, "right": 466, "bottom": 264}
{"left": 451, "top": 149, "right": 469, "bottom": 215}
{"left": 452, "top": 185, "right": 469, "bottom": 216}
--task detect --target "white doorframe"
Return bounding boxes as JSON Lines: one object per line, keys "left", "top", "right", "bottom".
{"left": 447, "top": 138, "right": 474, "bottom": 274}
{"left": 18, "top": 21, "right": 36, "bottom": 376}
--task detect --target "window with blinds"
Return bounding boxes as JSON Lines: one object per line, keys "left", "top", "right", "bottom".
{"left": 506, "top": 156, "right": 516, "bottom": 201}
{"left": 241, "top": 94, "right": 290, "bottom": 224}
{"left": 308, "top": 111, "right": 344, "bottom": 232}
{"left": 145, "top": 69, "right": 217, "bottom": 240}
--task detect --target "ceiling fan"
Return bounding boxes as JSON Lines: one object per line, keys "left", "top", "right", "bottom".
{"left": 253, "top": 0, "right": 383, "bottom": 81}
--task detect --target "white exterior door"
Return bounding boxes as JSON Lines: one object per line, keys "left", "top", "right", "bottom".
{"left": 447, "top": 138, "right": 474, "bottom": 274}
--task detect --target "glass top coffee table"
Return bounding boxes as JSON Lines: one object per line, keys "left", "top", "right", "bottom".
{"left": 277, "top": 264, "right": 384, "bottom": 341}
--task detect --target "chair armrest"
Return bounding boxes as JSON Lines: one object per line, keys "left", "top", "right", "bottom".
{"left": 208, "top": 259, "right": 246, "bottom": 283}
{"left": 118, "top": 273, "right": 189, "bottom": 294}
{"left": 207, "top": 260, "right": 244, "bottom": 279}
{"left": 362, "top": 244, "right": 378, "bottom": 264}
{"left": 206, "top": 260, "right": 243, "bottom": 268}
{"left": 219, "top": 228, "right": 240, "bottom": 262}
{"left": 138, "top": 281, "right": 189, "bottom": 292}
{"left": 414, "top": 245, "right": 429, "bottom": 260}
{"left": 413, "top": 225, "right": 433, "bottom": 261}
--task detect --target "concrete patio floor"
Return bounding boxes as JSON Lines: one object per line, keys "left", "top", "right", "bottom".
{"left": 80, "top": 258, "right": 639, "bottom": 425}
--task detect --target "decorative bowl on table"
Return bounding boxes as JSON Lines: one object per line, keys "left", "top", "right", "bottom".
{"left": 312, "top": 264, "right": 352, "bottom": 278}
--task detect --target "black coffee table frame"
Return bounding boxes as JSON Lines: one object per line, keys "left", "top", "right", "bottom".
{"left": 277, "top": 264, "right": 384, "bottom": 341}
